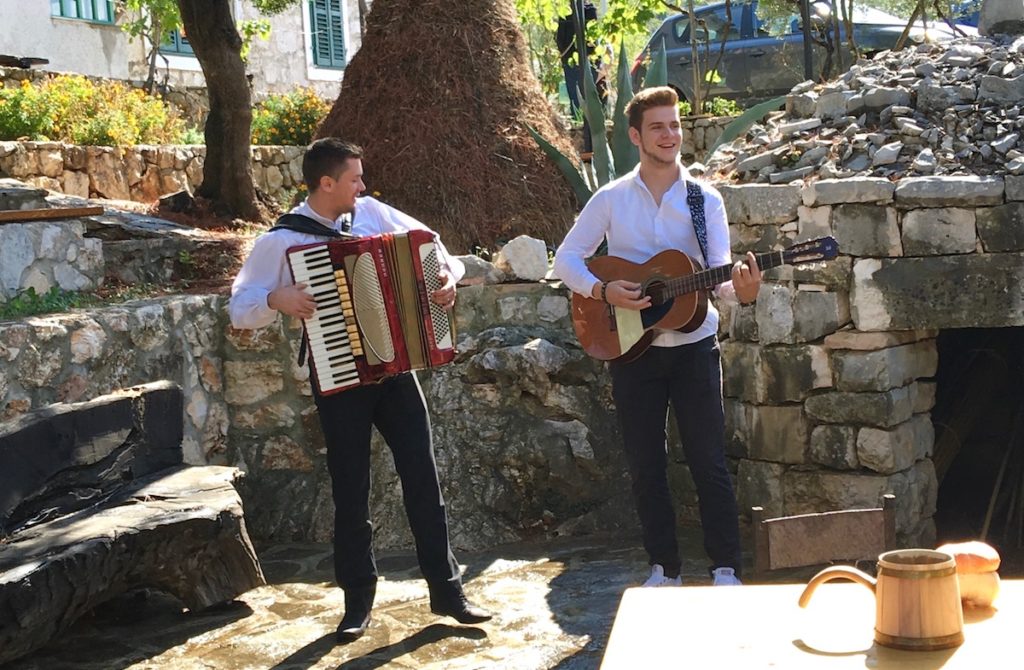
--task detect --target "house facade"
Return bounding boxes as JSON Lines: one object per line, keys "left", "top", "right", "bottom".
{"left": 0, "top": 1, "right": 365, "bottom": 100}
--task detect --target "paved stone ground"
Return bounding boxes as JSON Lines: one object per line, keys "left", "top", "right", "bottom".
{"left": 10, "top": 528, "right": 1024, "bottom": 669}
{"left": 8, "top": 530, "right": 735, "bottom": 670}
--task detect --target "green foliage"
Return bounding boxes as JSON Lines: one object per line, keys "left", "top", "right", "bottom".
{"left": 704, "top": 94, "right": 786, "bottom": 160}
{"left": 251, "top": 87, "right": 330, "bottom": 146}
{"left": 528, "top": 125, "right": 593, "bottom": 205}
{"left": 251, "top": 0, "right": 298, "bottom": 14}
{"left": 0, "top": 284, "right": 160, "bottom": 320}
{"left": 514, "top": 0, "right": 662, "bottom": 114}
{"left": 0, "top": 76, "right": 185, "bottom": 145}
{"left": 678, "top": 97, "right": 742, "bottom": 117}
{"left": 529, "top": 38, "right": 664, "bottom": 209}
{"left": 239, "top": 19, "right": 273, "bottom": 62}
{"left": 180, "top": 125, "right": 204, "bottom": 144}
{"left": 118, "top": 0, "right": 181, "bottom": 40}
{"left": 0, "top": 287, "right": 83, "bottom": 319}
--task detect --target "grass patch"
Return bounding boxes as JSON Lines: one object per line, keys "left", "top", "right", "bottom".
{"left": 0, "top": 284, "right": 161, "bottom": 320}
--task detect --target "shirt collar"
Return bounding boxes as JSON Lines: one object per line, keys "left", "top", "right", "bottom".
{"left": 629, "top": 159, "right": 692, "bottom": 198}
{"left": 296, "top": 199, "right": 344, "bottom": 230}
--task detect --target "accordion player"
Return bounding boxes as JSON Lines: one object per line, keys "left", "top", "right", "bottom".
{"left": 286, "top": 229, "right": 457, "bottom": 395}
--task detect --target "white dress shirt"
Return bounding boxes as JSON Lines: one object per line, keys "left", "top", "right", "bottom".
{"left": 229, "top": 196, "right": 465, "bottom": 330}
{"left": 552, "top": 162, "right": 735, "bottom": 348}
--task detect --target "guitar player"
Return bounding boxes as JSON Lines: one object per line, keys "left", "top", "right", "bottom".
{"left": 229, "top": 138, "right": 491, "bottom": 643}
{"left": 553, "top": 87, "right": 761, "bottom": 587}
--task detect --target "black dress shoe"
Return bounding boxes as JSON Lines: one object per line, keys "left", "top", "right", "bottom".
{"left": 335, "top": 583, "right": 376, "bottom": 643}
{"left": 336, "top": 610, "right": 371, "bottom": 642}
{"left": 430, "top": 592, "right": 494, "bottom": 624}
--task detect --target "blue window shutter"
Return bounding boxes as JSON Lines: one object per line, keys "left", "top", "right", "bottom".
{"left": 310, "top": 0, "right": 345, "bottom": 69}
{"left": 327, "top": 0, "right": 345, "bottom": 67}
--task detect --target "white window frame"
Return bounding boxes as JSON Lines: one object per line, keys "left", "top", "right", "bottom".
{"left": 302, "top": 0, "right": 349, "bottom": 82}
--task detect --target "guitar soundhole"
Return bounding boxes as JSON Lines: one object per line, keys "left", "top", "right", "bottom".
{"left": 645, "top": 279, "right": 667, "bottom": 306}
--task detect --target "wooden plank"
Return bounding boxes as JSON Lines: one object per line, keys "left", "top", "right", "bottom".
{"left": 0, "top": 206, "right": 105, "bottom": 224}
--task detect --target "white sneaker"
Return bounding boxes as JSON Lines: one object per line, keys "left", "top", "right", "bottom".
{"left": 642, "top": 564, "right": 683, "bottom": 587}
{"left": 712, "top": 567, "right": 742, "bottom": 586}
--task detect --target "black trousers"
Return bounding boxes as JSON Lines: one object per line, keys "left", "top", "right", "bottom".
{"left": 609, "top": 335, "right": 742, "bottom": 577}
{"left": 313, "top": 372, "right": 461, "bottom": 594}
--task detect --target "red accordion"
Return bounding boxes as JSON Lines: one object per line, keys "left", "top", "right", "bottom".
{"left": 286, "top": 230, "right": 456, "bottom": 394}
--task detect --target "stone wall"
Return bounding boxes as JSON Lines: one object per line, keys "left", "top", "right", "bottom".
{"left": 721, "top": 174, "right": 1024, "bottom": 547}
{"left": 4, "top": 174, "right": 1019, "bottom": 552}
{"left": 0, "top": 181, "right": 105, "bottom": 301}
{"left": 0, "top": 141, "right": 303, "bottom": 206}
{"left": 0, "top": 285, "right": 635, "bottom": 553}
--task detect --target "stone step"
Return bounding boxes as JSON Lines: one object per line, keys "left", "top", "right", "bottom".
{"left": 0, "top": 178, "right": 48, "bottom": 211}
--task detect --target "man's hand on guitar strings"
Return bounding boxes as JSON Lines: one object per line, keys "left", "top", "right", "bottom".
{"left": 732, "top": 251, "right": 762, "bottom": 305}
{"left": 268, "top": 283, "right": 317, "bottom": 319}
{"left": 593, "top": 279, "right": 652, "bottom": 311}
{"left": 431, "top": 269, "right": 457, "bottom": 310}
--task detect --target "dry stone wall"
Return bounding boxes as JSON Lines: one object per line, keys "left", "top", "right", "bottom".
{"left": 0, "top": 282, "right": 636, "bottom": 552}
{"left": 6, "top": 172, "right": 1015, "bottom": 551}
{"left": 0, "top": 142, "right": 303, "bottom": 206}
{"left": 0, "top": 181, "right": 104, "bottom": 301}
{"left": 722, "top": 174, "right": 1024, "bottom": 547}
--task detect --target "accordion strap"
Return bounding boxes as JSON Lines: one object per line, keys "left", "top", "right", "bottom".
{"left": 270, "top": 213, "right": 352, "bottom": 238}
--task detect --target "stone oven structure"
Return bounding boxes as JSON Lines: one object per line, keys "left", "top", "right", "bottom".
{"left": 709, "top": 33, "right": 1024, "bottom": 548}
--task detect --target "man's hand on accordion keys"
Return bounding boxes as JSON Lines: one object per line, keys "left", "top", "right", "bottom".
{"left": 268, "top": 283, "right": 318, "bottom": 319}
{"left": 431, "top": 269, "right": 457, "bottom": 310}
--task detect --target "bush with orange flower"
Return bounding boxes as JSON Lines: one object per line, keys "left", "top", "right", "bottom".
{"left": 251, "top": 87, "right": 329, "bottom": 146}
{"left": 0, "top": 75, "right": 185, "bottom": 146}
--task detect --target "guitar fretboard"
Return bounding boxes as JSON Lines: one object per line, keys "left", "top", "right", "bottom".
{"left": 657, "top": 250, "right": 785, "bottom": 300}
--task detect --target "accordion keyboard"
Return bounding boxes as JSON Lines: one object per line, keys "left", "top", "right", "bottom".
{"left": 288, "top": 245, "right": 361, "bottom": 393}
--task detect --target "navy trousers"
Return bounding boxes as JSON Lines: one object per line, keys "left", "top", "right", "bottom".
{"left": 609, "top": 335, "right": 742, "bottom": 577}
{"left": 313, "top": 372, "right": 461, "bottom": 594}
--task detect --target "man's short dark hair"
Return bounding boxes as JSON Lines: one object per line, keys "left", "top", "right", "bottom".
{"left": 625, "top": 87, "right": 679, "bottom": 132}
{"left": 302, "top": 138, "right": 363, "bottom": 192}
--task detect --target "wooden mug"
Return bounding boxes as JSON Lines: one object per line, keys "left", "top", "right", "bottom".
{"left": 798, "top": 548, "right": 964, "bottom": 651}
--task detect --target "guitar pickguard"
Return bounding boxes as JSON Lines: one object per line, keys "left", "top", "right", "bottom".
{"left": 641, "top": 299, "right": 674, "bottom": 329}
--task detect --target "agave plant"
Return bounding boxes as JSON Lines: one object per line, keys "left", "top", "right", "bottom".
{"left": 528, "top": 38, "right": 668, "bottom": 207}
{"left": 530, "top": 36, "right": 784, "bottom": 205}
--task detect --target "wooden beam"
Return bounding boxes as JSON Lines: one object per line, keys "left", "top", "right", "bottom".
{"left": 0, "top": 206, "right": 105, "bottom": 224}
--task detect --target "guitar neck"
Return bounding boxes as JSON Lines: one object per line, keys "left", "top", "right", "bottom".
{"left": 665, "top": 250, "right": 785, "bottom": 298}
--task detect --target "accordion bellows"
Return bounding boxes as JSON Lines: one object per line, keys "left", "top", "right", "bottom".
{"left": 287, "top": 230, "right": 456, "bottom": 394}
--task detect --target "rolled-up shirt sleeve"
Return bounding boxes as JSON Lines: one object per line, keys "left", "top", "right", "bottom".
{"left": 552, "top": 191, "right": 610, "bottom": 296}
{"left": 229, "top": 233, "right": 293, "bottom": 330}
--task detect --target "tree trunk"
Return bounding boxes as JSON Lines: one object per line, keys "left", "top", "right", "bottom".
{"left": 317, "top": 0, "right": 577, "bottom": 254}
{"left": 177, "top": 0, "right": 261, "bottom": 220}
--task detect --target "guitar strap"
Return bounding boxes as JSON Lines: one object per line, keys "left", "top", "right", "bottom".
{"left": 685, "top": 180, "right": 709, "bottom": 267}
{"left": 270, "top": 212, "right": 354, "bottom": 368}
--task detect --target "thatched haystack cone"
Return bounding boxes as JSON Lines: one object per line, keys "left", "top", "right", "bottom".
{"left": 317, "top": 0, "right": 578, "bottom": 254}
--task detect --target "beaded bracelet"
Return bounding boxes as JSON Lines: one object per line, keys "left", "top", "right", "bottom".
{"left": 600, "top": 281, "right": 609, "bottom": 303}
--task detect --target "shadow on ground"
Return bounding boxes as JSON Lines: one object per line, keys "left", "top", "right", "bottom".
{"left": 8, "top": 532, "right": 672, "bottom": 670}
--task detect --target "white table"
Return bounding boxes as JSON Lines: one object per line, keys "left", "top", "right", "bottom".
{"left": 601, "top": 579, "right": 1024, "bottom": 669}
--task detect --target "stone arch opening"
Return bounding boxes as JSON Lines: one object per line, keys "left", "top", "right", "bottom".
{"left": 933, "top": 326, "right": 1024, "bottom": 573}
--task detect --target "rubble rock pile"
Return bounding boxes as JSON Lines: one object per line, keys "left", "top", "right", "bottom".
{"left": 708, "top": 34, "right": 1024, "bottom": 185}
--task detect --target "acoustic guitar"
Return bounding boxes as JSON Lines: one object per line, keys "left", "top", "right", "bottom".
{"left": 570, "top": 236, "right": 840, "bottom": 362}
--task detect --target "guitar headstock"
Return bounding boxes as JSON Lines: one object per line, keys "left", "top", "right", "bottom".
{"left": 782, "top": 236, "right": 840, "bottom": 265}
